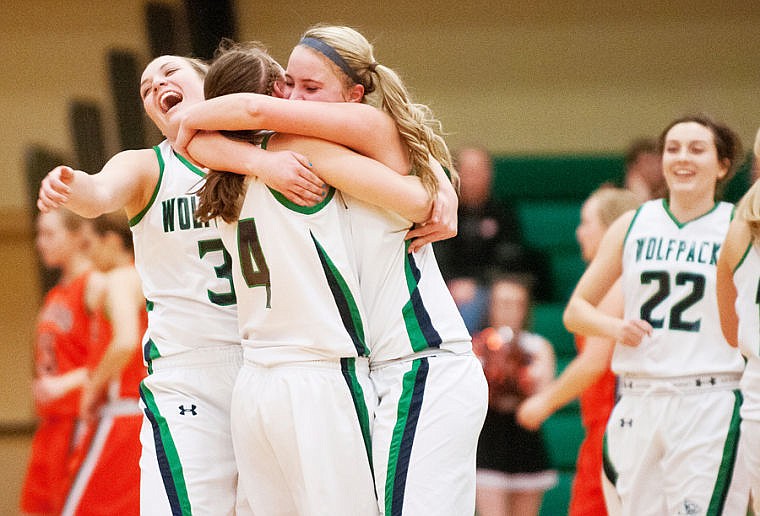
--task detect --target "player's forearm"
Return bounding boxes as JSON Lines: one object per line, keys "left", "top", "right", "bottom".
{"left": 564, "top": 296, "right": 621, "bottom": 341}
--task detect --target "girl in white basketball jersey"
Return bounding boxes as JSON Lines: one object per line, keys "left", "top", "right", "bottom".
{"left": 35, "top": 55, "right": 326, "bottom": 516}
{"left": 179, "top": 27, "right": 488, "bottom": 516}
{"left": 716, "top": 129, "right": 760, "bottom": 514}
{"left": 191, "top": 41, "right": 439, "bottom": 516}
{"left": 565, "top": 114, "right": 749, "bottom": 515}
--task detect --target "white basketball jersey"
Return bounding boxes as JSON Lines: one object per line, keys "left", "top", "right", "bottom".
{"left": 735, "top": 241, "right": 760, "bottom": 419}
{"left": 217, "top": 174, "right": 370, "bottom": 365}
{"left": 614, "top": 199, "right": 744, "bottom": 376}
{"left": 130, "top": 141, "right": 239, "bottom": 362}
{"left": 734, "top": 242, "right": 760, "bottom": 360}
{"left": 343, "top": 195, "right": 471, "bottom": 363}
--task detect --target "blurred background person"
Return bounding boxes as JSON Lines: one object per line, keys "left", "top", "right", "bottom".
{"left": 473, "top": 274, "right": 557, "bottom": 516}
{"left": 20, "top": 209, "right": 99, "bottom": 516}
{"left": 435, "top": 146, "right": 541, "bottom": 332}
{"left": 517, "top": 185, "right": 640, "bottom": 516}
{"left": 60, "top": 211, "right": 145, "bottom": 516}
{"left": 622, "top": 137, "right": 665, "bottom": 203}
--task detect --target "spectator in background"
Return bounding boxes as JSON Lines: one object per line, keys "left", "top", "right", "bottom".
{"left": 473, "top": 274, "right": 557, "bottom": 516}
{"left": 623, "top": 137, "right": 665, "bottom": 203}
{"left": 517, "top": 185, "right": 640, "bottom": 516}
{"left": 435, "top": 146, "right": 542, "bottom": 332}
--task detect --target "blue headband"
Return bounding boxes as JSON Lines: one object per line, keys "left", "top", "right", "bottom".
{"left": 299, "top": 37, "right": 362, "bottom": 85}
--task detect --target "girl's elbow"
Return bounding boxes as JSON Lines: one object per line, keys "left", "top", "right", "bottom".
{"left": 562, "top": 304, "right": 577, "bottom": 332}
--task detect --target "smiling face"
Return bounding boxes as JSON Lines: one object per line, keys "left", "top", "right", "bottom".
{"left": 139, "top": 56, "right": 206, "bottom": 141}
{"left": 661, "top": 121, "right": 728, "bottom": 201}
{"left": 283, "top": 45, "right": 356, "bottom": 103}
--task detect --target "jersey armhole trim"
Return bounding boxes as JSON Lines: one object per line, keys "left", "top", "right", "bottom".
{"left": 733, "top": 241, "right": 753, "bottom": 274}
{"left": 622, "top": 204, "right": 644, "bottom": 247}
{"left": 129, "top": 145, "right": 165, "bottom": 226}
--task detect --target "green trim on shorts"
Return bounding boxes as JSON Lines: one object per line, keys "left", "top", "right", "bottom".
{"left": 139, "top": 383, "right": 192, "bottom": 516}
{"left": 340, "top": 358, "right": 374, "bottom": 473}
{"left": 385, "top": 359, "right": 422, "bottom": 515}
{"left": 602, "top": 430, "right": 617, "bottom": 487}
{"left": 706, "top": 389, "right": 743, "bottom": 516}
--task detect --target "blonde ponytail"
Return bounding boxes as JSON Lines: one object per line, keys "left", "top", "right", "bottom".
{"left": 300, "top": 25, "right": 457, "bottom": 197}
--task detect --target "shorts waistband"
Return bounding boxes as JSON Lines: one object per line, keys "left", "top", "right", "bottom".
{"left": 370, "top": 346, "right": 473, "bottom": 370}
{"left": 150, "top": 345, "right": 243, "bottom": 371}
{"left": 244, "top": 352, "right": 369, "bottom": 373}
{"left": 619, "top": 373, "right": 741, "bottom": 395}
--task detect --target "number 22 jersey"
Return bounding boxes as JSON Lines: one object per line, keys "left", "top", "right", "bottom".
{"left": 615, "top": 199, "right": 744, "bottom": 377}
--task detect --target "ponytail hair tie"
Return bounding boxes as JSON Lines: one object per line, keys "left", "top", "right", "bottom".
{"left": 369, "top": 62, "right": 379, "bottom": 73}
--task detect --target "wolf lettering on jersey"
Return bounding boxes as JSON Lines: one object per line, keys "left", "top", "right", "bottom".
{"left": 130, "top": 140, "right": 239, "bottom": 363}
{"left": 161, "top": 195, "right": 211, "bottom": 233}
{"left": 614, "top": 200, "right": 744, "bottom": 377}
{"left": 633, "top": 236, "right": 721, "bottom": 266}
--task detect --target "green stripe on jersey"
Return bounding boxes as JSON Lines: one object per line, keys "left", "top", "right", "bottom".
{"left": 312, "top": 235, "right": 368, "bottom": 356}
{"left": 401, "top": 241, "right": 428, "bottom": 352}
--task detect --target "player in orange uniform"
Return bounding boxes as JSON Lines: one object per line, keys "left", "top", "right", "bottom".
{"left": 60, "top": 212, "right": 146, "bottom": 515}
{"left": 20, "top": 209, "right": 98, "bottom": 515}
{"left": 517, "top": 186, "right": 639, "bottom": 515}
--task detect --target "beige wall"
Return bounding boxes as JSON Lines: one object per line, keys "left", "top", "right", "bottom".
{"left": 3, "top": 1, "right": 760, "bottom": 213}
{"left": 0, "top": 1, "right": 759, "bottom": 511}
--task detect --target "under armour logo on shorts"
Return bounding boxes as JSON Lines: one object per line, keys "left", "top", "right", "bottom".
{"left": 619, "top": 418, "right": 633, "bottom": 427}
{"left": 179, "top": 404, "right": 198, "bottom": 416}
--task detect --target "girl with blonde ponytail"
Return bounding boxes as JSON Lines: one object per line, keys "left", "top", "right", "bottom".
{"left": 178, "top": 26, "right": 488, "bottom": 516}
{"left": 717, "top": 127, "right": 760, "bottom": 515}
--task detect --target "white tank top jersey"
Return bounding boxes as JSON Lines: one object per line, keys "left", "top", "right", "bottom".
{"left": 130, "top": 140, "right": 239, "bottom": 363}
{"left": 734, "top": 241, "right": 760, "bottom": 419}
{"left": 217, "top": 150, "right": 369, "bottom": 365}
{"left": 343, "top": 195, "right": 471, "bottom": 363}
{"left": 614, "top": 199, "right": 744, "bottom": 377}
{"left": 734, "top": 242, "right": 760, "bottom": 360}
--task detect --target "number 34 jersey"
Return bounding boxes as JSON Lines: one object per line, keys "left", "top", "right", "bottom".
{"left": 130, "top": 140, "right": 239, "bottom": 360}
{"left": 615, "top": 199, "right": 745, "bottom": 377}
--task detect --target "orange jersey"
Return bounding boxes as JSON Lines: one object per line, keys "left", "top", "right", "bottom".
{"left": 576, "top": 335, "right": 616, "bottom": 428}
{"left": 33, "top": 272, "right": 94, "bottom": 417}
{"left": 21, "top": 272, "right": 97, "bottom": 514}
{"left": 569, "top": 334, "right": 616, "bottom": 516}
{"left": 60, "top": 302, "right": 147, "bottom": 515}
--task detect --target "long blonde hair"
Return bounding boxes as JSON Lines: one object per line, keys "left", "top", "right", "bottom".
{"left": 300, "top": 25, "right": 457, "bottom": 197}
{"left": 736, "top": 127, "right": 760, "bottom": 243}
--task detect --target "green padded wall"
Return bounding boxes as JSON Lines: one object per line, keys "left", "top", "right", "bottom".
{"left": 492, "top": 154, "right": 625, "bottom": 202}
